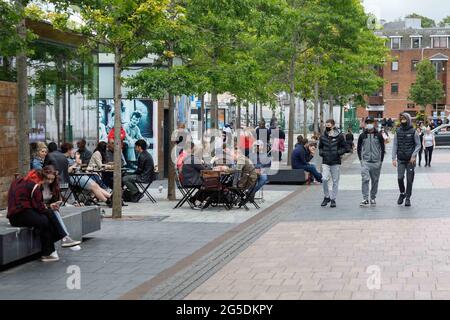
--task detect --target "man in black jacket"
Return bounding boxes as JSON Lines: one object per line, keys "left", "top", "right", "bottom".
{"left": 122, "top": 139, "right": 155, "bottom": 202}
{"left": 392, "top": 113, "right": 421, "bottom": 207}
{"left": 357, "top": 116, "right": 385, "bottom": 207}
{"left": 319, "top": 119, "right": 349, "bottom": 208}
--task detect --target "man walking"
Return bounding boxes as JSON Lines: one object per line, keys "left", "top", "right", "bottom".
{"left": 319, "top": 119, "right": 348, "bottom": 208}
{"left": 357, "top": 116, "right": 385, "bottom": 207}
{"left": 392, "top": 113, "right": 421, "bottom": 207}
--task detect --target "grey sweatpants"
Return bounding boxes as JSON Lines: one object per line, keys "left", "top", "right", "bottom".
{"left": 361, "top": 161, "right": 382, "bottom": 201}
{"left": 322, "top": 164, "right": 340, "bottom": 200}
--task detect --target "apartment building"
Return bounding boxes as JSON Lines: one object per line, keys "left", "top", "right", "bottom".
{"left": 358, "top": 18, "right": 450, "bottom": 121}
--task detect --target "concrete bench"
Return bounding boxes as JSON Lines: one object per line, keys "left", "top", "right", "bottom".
{"left": 0, "top": 207, "right": 101, "bottom": 266}
{"left": 267, "top": 169, "right": 306, "bottom": 185}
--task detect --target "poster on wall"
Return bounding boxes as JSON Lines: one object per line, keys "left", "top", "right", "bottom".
{"left": 99, "top": 99, "right": 154, "bottom": 168}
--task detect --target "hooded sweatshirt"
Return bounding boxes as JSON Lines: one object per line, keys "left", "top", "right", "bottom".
{"left": 319, "top": 128, "right": 348, "bottom": 166}
{"left": 392, "top": 113, "right": 421, "bottom": 162}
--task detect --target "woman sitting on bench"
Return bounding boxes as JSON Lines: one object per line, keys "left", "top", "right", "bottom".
{"left": 7, "top": 166, "right": 81, "bottom": 262}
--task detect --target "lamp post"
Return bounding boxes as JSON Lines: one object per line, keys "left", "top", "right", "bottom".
{"left": 421, "top": 46, "right": 430, "bottom": 60}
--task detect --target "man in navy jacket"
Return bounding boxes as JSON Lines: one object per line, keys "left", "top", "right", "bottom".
{"left": 291, "top": 137, "right": 322, "bottom": 183}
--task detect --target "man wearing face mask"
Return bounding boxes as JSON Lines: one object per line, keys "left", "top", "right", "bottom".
{"left": 357, "top": 116, "right": 385, "bottom": 207}
{"left": 392, "top": 113, "right": 421, "bottom": 207}
{"left": 319, "top": 119, "right": 349, "bottom": 208}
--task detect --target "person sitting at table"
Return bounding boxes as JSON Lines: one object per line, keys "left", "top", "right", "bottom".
{"left": 25, "top": 166, "right": 81, "bottom": 250}
{"left": 122, "top": 139, "right": 155, "bottom": 203}
{"left": 45, "top": 142, "right": 69, "bottom": 188}
{"left": 103, "top": 138, "right": 127, "bottom": 189}
{"left": 291, "top": 137, "right": 322, "bottom": 184}
{"left": 226, "top": 147, "right": 258, "bottom": 191}
{"left": 31, "top": 142, "right": 48, "bottom": 170}
{"left": 86, "top": 141, "right": 110, "bottom": 190}
{"left": 7, "top": 166, "right": 80, "bottom": 262}
{"left": 181, "top": 143, "right": 209, "bottom": 206}
{"left": 64, "top": 142, "right": 112, "bottom": 205}
{"left": 76, "top": 139, "right": 93, "bottom": 165}
{"left": 211, "top": 144, "right": 234, "bottom": 169}
{"left": 88, "top": 141, "right": 107, "bottom": 171}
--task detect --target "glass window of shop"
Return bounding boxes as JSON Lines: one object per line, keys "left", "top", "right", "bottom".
{"left": 27, "top": 40, "right": 98, "bottom": 148}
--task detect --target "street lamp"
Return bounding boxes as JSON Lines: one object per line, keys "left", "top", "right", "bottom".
{"left": 421, "top": 46, "right": 430, "bottom": 60}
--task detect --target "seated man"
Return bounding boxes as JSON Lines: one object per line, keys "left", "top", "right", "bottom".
{"left": 122, "top": 139, "right": 155, "bottom": 202}
{"left": 291, "top": 138, "right": 322, "bottom": 183}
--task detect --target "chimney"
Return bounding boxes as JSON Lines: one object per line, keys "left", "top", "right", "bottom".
{"left": 405, "top": 18, "right": 422, "bottom": 29}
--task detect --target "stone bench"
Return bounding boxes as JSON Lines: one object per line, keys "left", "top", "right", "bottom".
{"left": 0, "top": 207, "right": 101, "bottom": 266}
{"left": 267, "top": 169, "right": 306, "bottom": 185}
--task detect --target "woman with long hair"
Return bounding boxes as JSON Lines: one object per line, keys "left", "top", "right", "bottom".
{"left": 7, "top": 166, "right": 81, "bottom": 262}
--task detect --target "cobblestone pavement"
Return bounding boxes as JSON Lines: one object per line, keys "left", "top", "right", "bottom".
{"left": 186, "top": 145, "right": 450, "bottom": 300}
{"left": 0, "top": 181, "right": 296, "bottom": 299}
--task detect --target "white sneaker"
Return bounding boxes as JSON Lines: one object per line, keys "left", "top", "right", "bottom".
{"left": 70, "top": 245, "right": 82, "bottom": 251}
{"left": 61, "top": 236, "right": 82, "bottom": 248}
{"left": 41, "top": 251, "right": 59, "bottom": 262}
{"left": 370, "top": 199, "right": 376, "bottom": 206}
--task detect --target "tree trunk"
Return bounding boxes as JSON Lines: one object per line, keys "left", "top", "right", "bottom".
{"left": 339, "top": 104, "right": 344, "bottom": 131}
{"left": 167, "top": 93, "right": 176, "bottom": 200}
{"left": 236, "top": 99, "right": 241, "bottom": 129}
{"left": 303, "top": 98, "right": 307, "bottom": 138}
{"left": 211, "top": 90, "right": 218, "bottom": 129}
{"left": 54, "top": 87, "right": 61, "bottom": 145}
{"left": 313, "top": 82, "right": 319, "bottom": 134}
{"left": 319, "top": 97, "right": 324, "bottom": 134}
{"left": 167, "top": 56, "right": 176, "bottom": 201}
{"left": 198, "top": 93, "right": 204, "bottom": 141}
{"left": 260, "top": 102, "right": 263, "bottom": 122}
{"left": 112, "top": 47, "right": 123, "bottom": 219}
{"left": 287, "top": 56, "right": 296, "bottom": 166}
{"left": 246, "top": 102, "right": 249, "bottom": 127}
{"left": 16, "top": 1, "right": 30, "bottom": 176}
{"left": 328, "top": 95, "right": 334, "bottom": 120}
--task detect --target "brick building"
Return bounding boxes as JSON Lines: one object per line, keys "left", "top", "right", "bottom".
{"left": 358, "top": 18, "right": 450, "bottom": 122}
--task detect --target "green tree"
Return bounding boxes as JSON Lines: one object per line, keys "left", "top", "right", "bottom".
{"left": 406, "top": 13, "right": 436, "bottom": 28}
{"left": 75, "top": 0, "right": 169, "bottom": 218}
{"left": 409, "top": 60, "right": 445, "bottom": 113}
{"left": 439, "top": 16, "right": 450, "bottom": 27}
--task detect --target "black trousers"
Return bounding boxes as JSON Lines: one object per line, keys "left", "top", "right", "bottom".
{"left": 9, "top": 209, "right": 66, "bottom": 256}
{"left": 425, "top": 146, "right": 434, "bottom": 165}
{"left": 418, "top": 147, "right": 423, "bottom": 165}
{"left": 397, "top": 161, "right": 415, "bottom": 199}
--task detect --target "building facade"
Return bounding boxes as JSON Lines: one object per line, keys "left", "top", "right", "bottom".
{"left": 358, "top": 18, "right": 450, "bottom": 121}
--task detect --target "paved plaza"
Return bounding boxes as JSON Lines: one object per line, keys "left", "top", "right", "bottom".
{"left": 1, "top": 144, "right": 450, "bottom": 300}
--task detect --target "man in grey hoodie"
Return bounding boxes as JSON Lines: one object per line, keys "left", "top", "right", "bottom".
{"left": 357, "top": 116, "right": 385, "bottom": 207}
{"left": 392, "top": 113, "right": 421, "bottom": 207}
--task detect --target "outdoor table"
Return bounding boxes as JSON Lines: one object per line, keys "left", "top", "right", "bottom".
{"left": 63, "top": 172, "right": 98, "bottom": 206}
{"left": 199, "top": 169, "right": 236, "bottom": 210}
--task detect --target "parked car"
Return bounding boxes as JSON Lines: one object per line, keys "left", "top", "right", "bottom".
{"left": 431, "top": 124, "right": 450, "bottom": 146}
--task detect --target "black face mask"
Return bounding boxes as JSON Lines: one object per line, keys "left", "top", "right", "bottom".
{"left": 326, "top": 127, "right": 332, "bottom": 132}
{"left": 401, "top": 121, "right": 408, "bottom": 127}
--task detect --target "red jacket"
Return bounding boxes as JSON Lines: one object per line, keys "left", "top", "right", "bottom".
{"left": 7, "top": 177, "right": 47, "bottom": 219}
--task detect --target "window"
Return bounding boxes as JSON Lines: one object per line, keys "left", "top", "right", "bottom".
{"left": 391, "top": 61, "right": 399, "bottom": 71}
{"left": 411, "top": 37, "right": 421, "bottom": 49}
{"left": 407, "top": 103, "right": 416, "bottom": 109}
{"left": 411, "top": 60, "right": 419, "bottom": 71}
{"left": 432, "top": 36, "right": 448, "bottom": 48}
{"left": 391, "top": 37, "right": 401, "bottom": 49}
{"left": 391, "top": 83, "right": 399, "bottom": 94}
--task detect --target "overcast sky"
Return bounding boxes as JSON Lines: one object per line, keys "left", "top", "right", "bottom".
{"left": 363, "top": 0, "right": 450, "bottom": 23}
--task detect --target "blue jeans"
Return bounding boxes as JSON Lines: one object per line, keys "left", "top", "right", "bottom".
{"left": 299, "top": 164, "right": 323, "bottom": 182}
{"left": 252, "top": 174, "right": 268, "bottom": 194}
